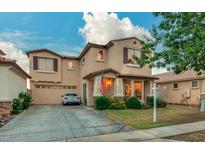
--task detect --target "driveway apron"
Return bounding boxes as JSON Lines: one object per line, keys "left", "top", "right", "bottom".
{"left": 0, "top": 105, "right": 125, "bottom": 142}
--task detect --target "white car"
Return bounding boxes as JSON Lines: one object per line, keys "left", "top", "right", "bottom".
{"left": 61, "top": 93, "right": 81, "bottom": 105}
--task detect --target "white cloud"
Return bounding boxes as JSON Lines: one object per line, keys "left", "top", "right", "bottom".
{"left": 79, "top": 12, "right": 153, "bottom": 44}
{"left": 0, "top": 29, "right": 54, "bottom": 49}
{"left": 0, "top": 29, "right": 81, "bottom": 56}
{"left": 0, "top": 41, "right": 28, "bottom": 72}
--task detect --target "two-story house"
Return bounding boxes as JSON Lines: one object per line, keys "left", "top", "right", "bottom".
{"left": 26, "top": 37, "right": 158, "bottom": 106}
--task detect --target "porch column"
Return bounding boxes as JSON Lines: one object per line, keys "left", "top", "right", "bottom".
{"left": 93, "top": 75, "right": 102, "bottom": 96}
{"left": 114, "top": 78, "right": 124, "bottom": 97}
{"left": 131, "top": 80, "right": 134, "bottom": 96}
{"left": 149, "top": 80, "right": 153, "bottom": 95}
{"left": 142, "top": 80, "right": 145, "bottom": 103}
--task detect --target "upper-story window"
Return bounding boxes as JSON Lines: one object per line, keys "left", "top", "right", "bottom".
{"left": 33, "top": 56, "right": 58, "bottom": 72}
{"left": 67, "top": 61, "right": 74, "bottom": 70}
{"left": 80, "top": 58, "right": 85, "bottom": 68}
{"left": 173, "top": 83, "right": 178, "bottom": 89}
{"left": 96, "top": 49, "right": 104, "bottom": 61}
{"left": 192, "top": 80, "right": 198, "bottom": 88}
{"left": 123, "top": 47, "right": 141, "bottom": 65}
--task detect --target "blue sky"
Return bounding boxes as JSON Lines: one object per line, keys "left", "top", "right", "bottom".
{"left": 0, "top": 12, "right": 160, "bottom": 54}
{"left": 0, "top": 12, "right": 165, "bottom": 74}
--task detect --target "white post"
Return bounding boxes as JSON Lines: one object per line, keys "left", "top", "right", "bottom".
{"left": 153, "top": 82, "right": 157, "bottom": 123}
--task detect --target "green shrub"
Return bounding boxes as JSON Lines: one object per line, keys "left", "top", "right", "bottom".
{"left": 126, "top": 97, "right": 142, "bottom": 109}
{"left": 108, "top": 97, "right": 126, "bottom": 110}
{"left": 147, "top": 96, "right": 167, "bottom": 108}
{"left": 19, "top": 92, "right": 32, "bottom": 109}
{"left": 12, "top": 98, "right": 23, "bottom": 114}
{"left": 95, "top": 96, "right": 110, "bottom": 110}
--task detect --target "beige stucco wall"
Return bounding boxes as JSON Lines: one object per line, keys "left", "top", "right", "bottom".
{"left": 29, "top": 38, "right": 153, "bottom": 105}
{"left": 106, "top": 39, "right": 151, "bottom": 76}
{"left": 29, "top": 51, "right": 62, "bottom": 82}
{"left": 31, "top": 83, "right": 80, "bottom": 104}
{"left": 0, "top": 65, "right": 9, "bottom": 100}
{"left": 157, "top": 80, "right": 204, "bottom": 106}
{"left": 80, "top": 38, "right": 151, "bottom": 78}
{"left": 0, "top": 65, "right": 27, "bottom": 101}
{"left": 29, "top": 51, "right": 81, "bottom": 104}
{"left": 80, "top": 47, "right": 107, "bottom": 78}
{"left": 79, "top": 38, "right": 152, "bottom": 106}
{"left": 61, "top": 58, "right": 80, "bottom": 86}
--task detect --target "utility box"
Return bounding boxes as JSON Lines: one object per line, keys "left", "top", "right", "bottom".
{"left": 200, "top": 93, "right": 205, "bottom": 112}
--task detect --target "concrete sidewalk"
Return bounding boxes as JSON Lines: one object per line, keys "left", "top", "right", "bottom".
{"left": 69, "top": 121, "right": 205, "bottom": 142}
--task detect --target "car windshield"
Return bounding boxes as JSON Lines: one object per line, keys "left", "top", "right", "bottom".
{"left": 65, "top": 94, "right": 77, "bottom": 97}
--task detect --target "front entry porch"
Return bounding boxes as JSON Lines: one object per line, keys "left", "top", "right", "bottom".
{"left": 84, "top": 72, "right": 154, "bottom": 106}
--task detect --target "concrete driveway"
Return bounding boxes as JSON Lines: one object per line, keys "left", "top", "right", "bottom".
{"left": 0, "top": 105, "right": 126, "bottom": 142}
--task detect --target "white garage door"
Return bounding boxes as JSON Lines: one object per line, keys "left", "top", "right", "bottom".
{"left": 32, "top": 84, "right": 79, "bottom": 104}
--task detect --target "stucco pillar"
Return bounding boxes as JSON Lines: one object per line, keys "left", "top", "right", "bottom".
{"left": 149, "top": 80, "right": 153, "bottom": 96}
{"left": 142, "top": 80, "right": 145, "bottom": 103}
{"left": 93, "top": 75, "right": 102, "bottom": 97}
{"left": 114, "top": 78, "right": 124, "bottom": 97}
{"left": 131, "top": 80, "right": 134, "bottom": 96}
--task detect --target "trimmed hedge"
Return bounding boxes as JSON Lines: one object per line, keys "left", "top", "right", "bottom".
{"left": 95, "top": 96, "right": 126, "bottom": 110}
{"left": 147, "top": 96, "right": 167, "bottom": 108}
{"left": 108, "top": 97, "right": 126, "bottom": 110}
{"left": 19, "top": 92, "right": 32, "bottom": 109}
{"left": 126, "top": 97, "right": 142, "bottom": 109}
{"left": 95, "top": 96, "right": 110, "bottom": 110}
{"left": 12, "top": 98, "right": 23, "bottom": 114}
{"left": 12, "top": 92, "right": 32, "bottom": 114}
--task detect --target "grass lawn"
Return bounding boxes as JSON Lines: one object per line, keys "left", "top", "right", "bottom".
{"left": 165, "top": 130, "right": 205, "bottom": 142}
{"left": 104, "top": 106, "right": 205, "bottom": 129}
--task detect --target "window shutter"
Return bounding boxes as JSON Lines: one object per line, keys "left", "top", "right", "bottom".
{"left": 54, "top": 59, "right": 58, "bottom": 72}
{"left": 123, "top": 48, "right": 128, "bottom": 64}
{"left": 33, "top": 56, "right": 38, "bottom": 70}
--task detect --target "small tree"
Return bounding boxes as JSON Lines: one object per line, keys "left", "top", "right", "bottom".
{"left": 142, "top": 13, "right": 205, "bottom": 75}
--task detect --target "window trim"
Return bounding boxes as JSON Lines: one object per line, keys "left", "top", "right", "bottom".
{"left": 123, "top": 46, "right": 142, "bottom": 66}
{"left": 192, "top": 80, "right": 198, "bottom": 88}
{"left": 173, "top": 82, "right": 179, "bottom": 90}
{"left": 37, "top": 57, "right": 56, "bottom": 72}
{"left": 96, "top": 49, "right": 104, "bottom": 62}
{"left": 33, "top": 56, "right": 57, "bottom": 72}
{"left": 67, "top": 61, "right": 74, "bottom": 70}
{"left": 125, "top": 63, "right": 141, "bottom": 68}
{"left": 80, "top": 57, "right": 85, "bottom": 68}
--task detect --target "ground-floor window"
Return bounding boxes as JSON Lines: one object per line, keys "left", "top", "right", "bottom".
{"left": 102, "top": 77, "right": 114, "bottom": 96}
{"left": 134, "top": 81, "right": 142, "bottom": 100}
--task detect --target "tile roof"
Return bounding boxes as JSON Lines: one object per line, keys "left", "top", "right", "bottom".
{"left": 0, "top": 60, "right": 31, "bottom": 79}
{"left": 153, "top": 70, "right": 205, "bottom": 83}
{"left": 0, "top": 49, "right": 6, "bottom": 56}
{"left": 83, "top": 68, "right": 158, "bottom": 80}
{"left": 26, "top": 37, "right": 143, "bottom": 60}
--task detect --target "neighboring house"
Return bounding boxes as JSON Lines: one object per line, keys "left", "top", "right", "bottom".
{"left": 154, "top": 70, "right": 205, "bottom": 107}
{"left": 26, "top": 37, "right": 158, "bottom": 106}
{"left": 0, "top": 50, "right": 31, "bottom": 102}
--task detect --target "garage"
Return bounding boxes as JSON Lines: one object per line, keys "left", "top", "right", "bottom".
{"left": 31, "top": 84, "right": 80, "bottom": 104}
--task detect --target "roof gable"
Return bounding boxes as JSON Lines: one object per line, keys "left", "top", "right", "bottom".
{"left": 0, "top": 49, "right": 6, "bottom": 56}
{"left": 0, "top": 60, "right": 31, "bottom": 79}
{"left": 26, "top": 48, "right": 79, "bottom": 60}
{"left": 25, "top": 37, "right": 143, "bottom": 60}
{"left": 154, "top": 70, "right": 205, "bottom": 83}
{"left": 79, "top": 37, "right": 143, "bottom": 59}
{"left": 26, "top": 48, "right": 62, "bottom": 57}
